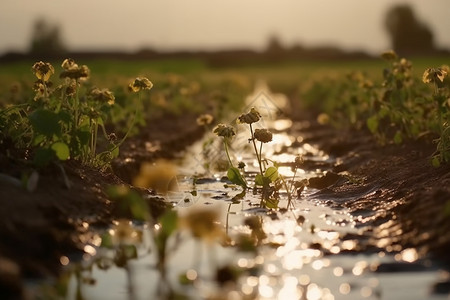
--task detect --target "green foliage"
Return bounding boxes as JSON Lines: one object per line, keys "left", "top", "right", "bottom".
{"left": 213, "top": 107, "right": 299, "bottom": 209}
{"left": 0, "top": 59, "right": 154, "bottom": 169}
{"left": 227, "top": 167, "right": 247, "bottom": 188}
{"left": 300, "top": 51, "right": 450, "bottom": 165}
{"left": 106, "top": 185, "right": 150, "bottom": 221}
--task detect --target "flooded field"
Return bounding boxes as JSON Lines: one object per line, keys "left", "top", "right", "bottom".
{"left": 32, "top": 85, "right": 449, "bottom": 300}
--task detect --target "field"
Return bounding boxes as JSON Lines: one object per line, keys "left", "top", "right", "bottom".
{"left": 1, "top": 54, "right": 450, "bottom": 299}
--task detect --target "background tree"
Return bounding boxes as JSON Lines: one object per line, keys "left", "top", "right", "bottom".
{"left": 385, "top": 5, "right": 435, "bottom": 56}
{"left": 29, "top": 18, "right": 66, "bottom": 58}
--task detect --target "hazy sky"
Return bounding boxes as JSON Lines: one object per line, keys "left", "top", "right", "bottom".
{"left": 1, "top": 0, "right": 450, "bottom": 56}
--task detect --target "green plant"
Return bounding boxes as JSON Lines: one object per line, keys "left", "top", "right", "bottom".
{"left": 0, "top": 59, "right": 153, "bottom": 169}
{"left": 213, "top": 107, "right": 306, "bottom": 209}
{"left": 299, "top": 50, "right": 450, "bottom": 165}
{"left": 422, "top": 66, "right": 449, "bottom": 165}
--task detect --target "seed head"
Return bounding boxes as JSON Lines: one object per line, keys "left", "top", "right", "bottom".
{"left": 213, "top": 123, "right": 236, "bottom": 138}
{"left": 129, "top": 77, "right": 153, "bottom": 92}
{"left": 61, "top": 58, "right": 78, "bottom": 70}
{"left": 32, "top": 61, "right": 55, "bottom": 82}
{"left": 423, "top": 67, "right": 448, "bottom": 84}
{"left": 196, "top": 114, "right": 214, "bottom": 126}
{"left": 60, "top": 64, "right": 90, "bottom": 80}
{"left": 89, "top": 88, "right": 115, "bottom": 105}
{"left": 380, "top": 50, "right": 398, "bottom": 61}
{"left": 237, "top": 107, "right": 261, "bottom": 124}
{"left": 32, "top": 82, "right": 46, "bottom": 100}
{"left": 253, "top": 128, "right": 272, "bottom": 143}
{"left": 294, "top": 155, "right": 304, "bottom": 168}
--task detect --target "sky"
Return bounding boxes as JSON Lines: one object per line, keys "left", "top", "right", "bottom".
{"left": 1, "top": 0, "right": 450, "bottom": 56}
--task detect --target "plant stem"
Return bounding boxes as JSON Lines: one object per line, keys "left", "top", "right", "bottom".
{"left": 110, "top": 93, "right": 140, "bottom": 153}
{"left": 249, "top": 124, "right": 264, "bottom": 177}
{"left": 226, "top": 203, "right": 231, "bottom": 235}
{"left": 90, "top": 119, "right": 98, "bottom": 160}
{"left": 74, "top": 80, "right": 80, "bottom": 132}
{"left": 223, "top": 139, "right": 234, "bottom": 168}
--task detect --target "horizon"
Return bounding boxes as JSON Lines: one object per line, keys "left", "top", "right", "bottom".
{"left": 1, "top": 0, "right": 450, "bottom": 57}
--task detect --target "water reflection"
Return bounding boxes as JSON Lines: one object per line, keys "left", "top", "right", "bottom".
{"left": 38, "top": 84, "right": 448, "bottom": 300}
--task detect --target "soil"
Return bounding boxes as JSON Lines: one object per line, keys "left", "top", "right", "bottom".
{"left": 1, "top": 104, "right": 450, "bottom": 298}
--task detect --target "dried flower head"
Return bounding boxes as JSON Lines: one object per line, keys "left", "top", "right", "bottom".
{"left": 253, "top": 128, "right": 272, "bottom": 143}
{"left": 89, "top": 88, "right": 115, "bottom": 105}
{"left": 423, "top": 67, "right": 448, "bottom": 84}
{"left": 294, "top": 155, "right": 304, "bottom": 168}
{"left": 32, "top": 61, "right": 55, "bottom": 82}
{"left": 237, "top": 107, "right": 261, "bottom": 124}
{"left": 61, "top": 58, "right": 78, "bottom": 70}
{"left": 65, "top": 82, "right": 77, "bottom": 97}
{"left": 129, "top": 77, "right": 153, "bottom": 92}
{"left": 213, "top": 123, "right": 236, "bottom": 138}
{"left": 32, "top": 82, "right": 46, "bottom": 100}
{"left": 60, "top": 64, "right": 90, "bottom": 80}
{"left": 238, "top": 161, "right": 246, "bottom": 169}
{"left": 196, "top": 114, "right": 214, "bottom": 126}
{"left": 381, "top": 50, "right": 398, "bottom": 61}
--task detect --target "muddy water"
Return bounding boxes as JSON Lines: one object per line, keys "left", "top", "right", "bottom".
{"left": 55, "top": 84, "right": 448, "bottom": 300}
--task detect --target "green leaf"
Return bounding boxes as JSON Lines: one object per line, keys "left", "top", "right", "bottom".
{"left": 128, "top": 191, "right": 150, "bottom": 221}
{"left": 255, "top": 174, "right": 271, "bottom": 187}
{"left": 100, "top": 232, "right": 114, "bottom": 248}
{"left": 393, "top": 131, "right": 403, "bottom": 144}
{"left": 264, "top": 198, "right": 279, "bottom": 209}
{"left": 106, "top": 186, "right": 150, "bottom": 221}
{"left": 33, "top": 147, "right": 55, "bottom": 167}
{"left": 51, "top": 142, "right": 70, "bottom": 160}
{"left": 264, "top": 166, "right": 279, "bottom": 182}
{"left": 255, "top": 174, "right": 264, "bottom": 186}
{"left": 366, "top": 116, "right": 378, "bottom": 133}
{"left": 159, "top": 210, "right": 178, "bottom": 237}
{"left": 110, "top": 144, "right": 119, "bottom": 158}
{"left": 58, "top": 111, "right": 72, "bottom": 125}
{"left": 29, "top": 109, "right": 61, "bottom": 138}
{"left": 227, "top": 167, "right": 247, "bottom": 188}
{"left": 32, "top": 134, "right": 46, "bottom": 146}
{"left": 431, "top": 156, "right": 441, "bottom": 167}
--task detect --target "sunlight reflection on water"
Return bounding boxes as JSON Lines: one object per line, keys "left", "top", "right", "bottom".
{"left": 55, "top": 84, "right": 449, "bottom": 300}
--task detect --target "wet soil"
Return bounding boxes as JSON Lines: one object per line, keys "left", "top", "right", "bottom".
{"left": 289, "top": 102, "right": 450, "bottom": 264}
{"left": 1, "top": 105, "right": 450, "bottom": 298}
{"left": 0, "top": 112, "right": 205, "bottom": 298}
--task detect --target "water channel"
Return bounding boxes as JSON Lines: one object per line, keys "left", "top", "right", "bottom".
{"left": 38, "top": 83, "right": 449, "bottom": 300}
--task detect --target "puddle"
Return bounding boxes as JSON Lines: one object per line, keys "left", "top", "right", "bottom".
{"left": 32, "top": 84, "right": 449, "bottom": 299}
